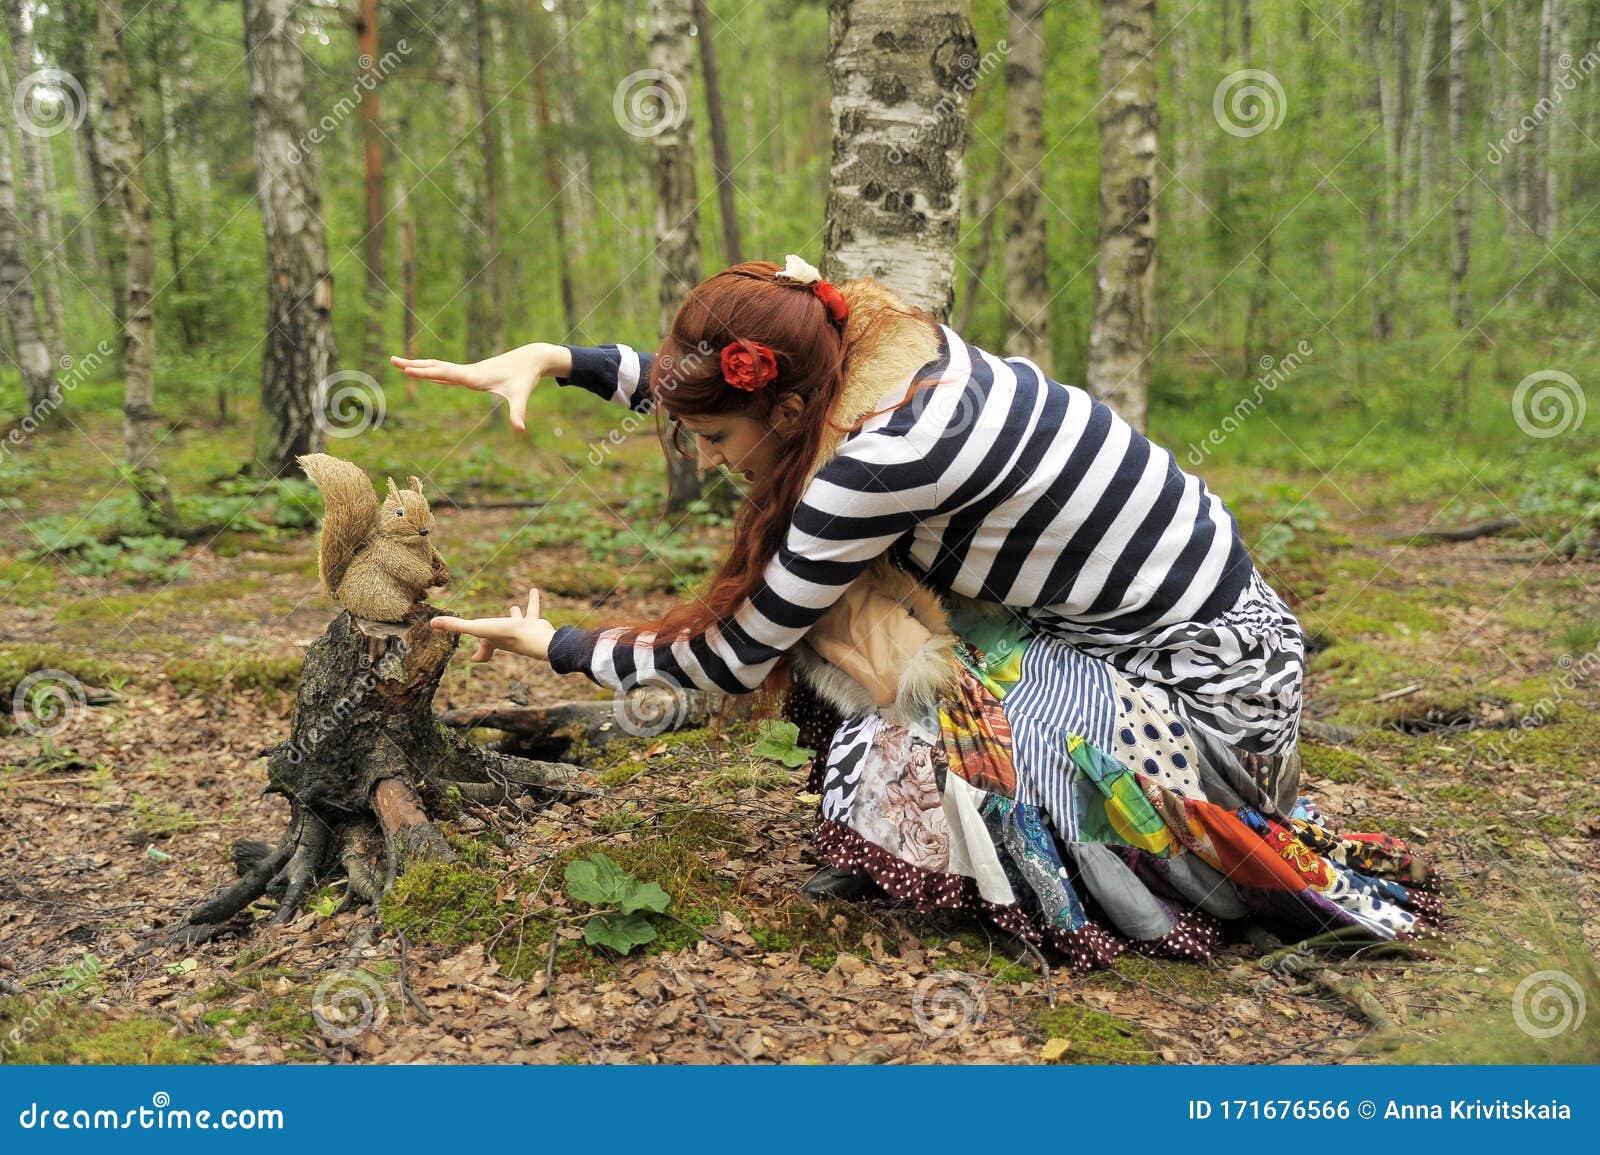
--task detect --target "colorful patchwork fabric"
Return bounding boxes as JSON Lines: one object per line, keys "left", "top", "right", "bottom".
{"left": 808, "top": 605, "right": 1447, "bottom": 969}
{"left": 938, "top": 669, "right": 1018, "bottom": 797}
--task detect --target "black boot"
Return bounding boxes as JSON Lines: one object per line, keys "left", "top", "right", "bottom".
{"left": 803, "top": 865, "right": 879, "bottom": 901}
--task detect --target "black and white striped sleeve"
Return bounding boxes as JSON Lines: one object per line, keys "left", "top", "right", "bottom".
{"left": 555, "top": 343, "right": 655, "bottom": 413}
{"left": 546, "top": 429, "right": 939, "bottom": 694}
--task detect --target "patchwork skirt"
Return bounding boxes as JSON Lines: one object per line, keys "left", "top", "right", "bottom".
{"left": 787, "top": 574, "right": 1443, "bottom": 969}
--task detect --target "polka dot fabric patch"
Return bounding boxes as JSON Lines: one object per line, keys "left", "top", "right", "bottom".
{"left": 1108, "top": 667, "right": 1203, "bottom": 799}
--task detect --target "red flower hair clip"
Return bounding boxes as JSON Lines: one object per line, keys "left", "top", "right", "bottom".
{"left": 720, "top": 339, "right": 779, "bottom": 392}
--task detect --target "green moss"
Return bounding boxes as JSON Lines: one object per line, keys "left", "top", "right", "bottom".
{"left": 1300, "top": 583, "right": 1454, "bottom": 642}
{"left": 0, "top": 644, "right": 141, "bottom": 710}
{"left": 1034, "top": 1004, "right": 1155, "bottom": 1064}
{"left": 0, "top": 997, "right": 216, "bottom": 1064}
{"left": 165, "top": 654, "right": 302, "bottom": 696}
{"left": 379, "top": 862, "right": 511, "bottom": 948}
{"left": 52, "top": 577, "right": 265, "bottom": 624}
{"left": 1299, "top": 740, "right": 1391, "bottom": 786}
{"left": 0, "top": 555, "right": 57, "bottom": 600}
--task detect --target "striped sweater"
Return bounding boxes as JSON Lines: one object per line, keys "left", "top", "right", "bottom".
{"left": 548, "top": 326, "right": 1255, "bottom": 695}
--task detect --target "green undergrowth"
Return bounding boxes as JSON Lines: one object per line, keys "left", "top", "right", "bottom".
{"left": 380, "top": 809, "right": 756, "bottom": 979}
{"left": 164, "top": 652, "right": 302, "bottom": 696}
{"left": 0, "top": 639, "right": 140, "bottom": 710}
{"left": 1034, "top": 1003, "right": 1156, "bottom": 1064}
{"left": 0, "top": 997, "right": 218, "bottom": 1064}
{"left": 1365, "top": 899, "right": 1600, "bottom": 1063}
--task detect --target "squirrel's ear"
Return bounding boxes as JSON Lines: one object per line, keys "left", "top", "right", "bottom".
{"left": 385, "top": 476, "right": 401, "bottom": 501}
{"left": 408, "top": 475, "right": 424, "bottom": 495}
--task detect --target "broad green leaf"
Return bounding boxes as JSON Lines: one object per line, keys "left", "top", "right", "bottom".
{"left": 752, "top": 718, "right": 814, "bottom": 768}
{"left": 582, "top": 912, "right": 658, "bottom": 954}
{"left": 563, "top": 853, "right": 670, "bottom": 914}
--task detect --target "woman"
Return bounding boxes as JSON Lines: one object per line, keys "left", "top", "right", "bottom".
{"left": 397, "top": 256, "right": 1441, "bottom": 967}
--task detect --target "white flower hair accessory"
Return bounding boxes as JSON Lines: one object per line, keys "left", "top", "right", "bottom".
{"left": 776, "top": 253, "right": 822, "bottom": 284}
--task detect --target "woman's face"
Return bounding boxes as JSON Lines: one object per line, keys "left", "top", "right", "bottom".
{"left": 676, "top": 395, "right": 802, "bottom": 484}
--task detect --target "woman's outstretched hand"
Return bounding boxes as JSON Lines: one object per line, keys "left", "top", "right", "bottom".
{"left": 429, "top": 587, "right": 558, "bottom": 663}
{"left": 390, "top": 342, "right": 572, "bottom": 433}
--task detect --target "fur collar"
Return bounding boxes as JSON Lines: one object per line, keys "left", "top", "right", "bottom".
{"left": 802, "top": 278, "right": 944, "bottom": 483}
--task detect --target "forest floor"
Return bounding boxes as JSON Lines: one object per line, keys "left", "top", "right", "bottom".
{"left": 2, "top": 415, "right": 1598, "bottom": 1065}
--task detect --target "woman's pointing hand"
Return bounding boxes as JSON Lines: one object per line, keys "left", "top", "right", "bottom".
{"left": 429, "top": 587, "right": 557, "bottom": 663}
{"left": 390, "top": 342, "right": 572, "bottom": 433}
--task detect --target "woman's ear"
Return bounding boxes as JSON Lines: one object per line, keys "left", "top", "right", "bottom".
{"left": 771, "top": 393, "right": 805, "bottom": 432}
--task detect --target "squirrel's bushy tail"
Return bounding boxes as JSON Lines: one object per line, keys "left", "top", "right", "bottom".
{"left": 297, "top": 453, "right": 379, "bottom": 598}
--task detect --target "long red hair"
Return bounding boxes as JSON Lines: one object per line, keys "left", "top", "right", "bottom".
{"left": 617, "top": 260, "right": 937, "bottom": 697}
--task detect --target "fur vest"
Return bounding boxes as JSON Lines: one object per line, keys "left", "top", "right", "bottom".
{"left": 785, "top": 279, "right": 963, "bottom": 726}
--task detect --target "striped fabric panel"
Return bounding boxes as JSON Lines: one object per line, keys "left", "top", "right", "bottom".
{"left": 998, "top": 637, "right": 1118, "bottom": 839}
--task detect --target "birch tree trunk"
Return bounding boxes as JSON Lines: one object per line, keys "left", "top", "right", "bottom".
{"left": 1086, "top": 0, "right": 1157, "bottom": 432}
{"left": 99, "top": 0, "right": 176, "bottom": 525}
{"left": 551, "top": 0, "right": 595, "bottom": 313}
{"left": 648, "top": 0, "right": 704, "bottom": 511}
{"left": 244, "top": 0, "right": 338, "bottom": 477}
{"left": 1403, "top": 0, "right": 1439, "bottom": 220}
{"left": 530, "top": 25, "right": 579, "bottom": 339}
{"left": 1002, "top": 0, "right": 1050, "bottom": 374}
{"left": 0, "top": 82, "right": 55, "bottom": 409}
{"left": 1510, "top": 5, "right": 1531, "bottom": 239}
{"left": 357, "top": 0, "right": 386, "bottom": 377}
{"left": 1448, "top": 0, "right": 1470, "bottom": 329}
{"left": 1544, "top": 0, "right": 1569, "bottom": 238}
{"left": 1360, "top": 0, "right": 1391, "bottom": 341}
{"left": 692, "top": 0, "right": 742, "bottom": 265}
{"left": 152, "top": 57, "right": 198, "bottom": 350}
{"left": 1532, "top": 0, "right": 1554, "bottom": 237}
{"left": 4, "top": 0, "right": 65, "bottom": 355}
{"left": 437, "top": 13, "right": 489, "bottom": 360}
{"left": 396, "top": 173, "right": 417, "bottom": 362}
{"left": 821, "top": 0, "right": 978, "bottom": 320}
{"left": 470, "top": 0, "right": 505, "bottom": 354}
{"left": 60, "top": 0, "right": 116, "bottom": 293}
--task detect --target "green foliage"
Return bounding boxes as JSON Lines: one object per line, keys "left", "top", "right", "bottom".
{"left": 751, "top": 719, "right": 814, "bottom": 768}
{"left": 563, "top": 853, "right": 672, "bottom": 955}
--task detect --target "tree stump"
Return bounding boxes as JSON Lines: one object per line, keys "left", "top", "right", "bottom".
{"left": 174, "top": 607, "right": 581, "bottom": 943}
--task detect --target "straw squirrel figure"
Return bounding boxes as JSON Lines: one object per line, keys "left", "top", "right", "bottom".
{"left": 296, "top": 452, "right": 451, "bottom": 622}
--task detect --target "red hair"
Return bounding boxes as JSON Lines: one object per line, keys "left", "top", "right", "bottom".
{"left": 614, "top": 260, "right": 937, "bottom": 700}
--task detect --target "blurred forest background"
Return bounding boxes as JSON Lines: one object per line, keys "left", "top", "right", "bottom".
{"left": 0, "top": 0, "right": 1595, "bottom": 552}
